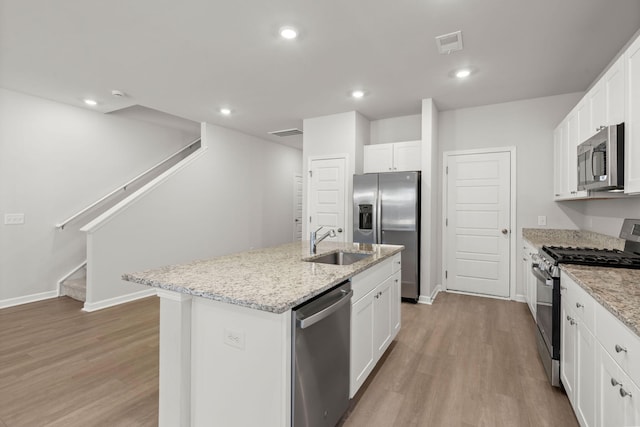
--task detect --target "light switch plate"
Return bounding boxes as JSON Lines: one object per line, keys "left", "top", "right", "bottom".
{"left": 4, "top": 213, "right": 25, "bottom": 225}
{"left": 537, "top": 215, "right": 547, "bottom": 226}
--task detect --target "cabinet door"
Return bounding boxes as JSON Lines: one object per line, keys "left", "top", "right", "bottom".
{"left": 590, "top": 80, "right": 606, "bottom": 137}
{"left": 577, "top": 99, "right": 592, "bottom": 143}
{"left": 597, "top": 346, "right": 640, "bottom": 427}
{"left": 576, "top": 324, "right": 596, "bottom": 427}
{"left": 566, "top": 112, "right": 589, "bottom": 199}
{"left": 364, "top": 144, "right": 393, "bottom": 173}
{"left": 393, "top": 141, "right": 421, "bottom": 171}
{"left": 390, "top": 271, "right": 401, "bottom": 338}
{"left": 605, "top": 55, "right": 626, "bottom": 126}
{"left": 627, "top": 35, "right": 640, "bottom": 194}
{"left": 373, "top": 277, "right": 392, "bottom": 357}
{"left": 561, "top": 297, "right": 577, "bottom": 404}
{"left": 350, "top": 290, "right": 376, "bottom": 397}
{"left": 553, "top": 125, "right": 566, "bottom": 199}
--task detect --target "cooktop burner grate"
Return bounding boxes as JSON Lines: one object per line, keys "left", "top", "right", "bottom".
{"left": 541, "top": 245, "right": 640, "bottom": 269}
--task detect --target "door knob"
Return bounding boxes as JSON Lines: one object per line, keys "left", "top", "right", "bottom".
{"left": 501, "top": 229, "right": 509, "bottom": 235}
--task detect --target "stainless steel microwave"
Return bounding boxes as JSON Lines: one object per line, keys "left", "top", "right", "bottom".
{"left": 577, "top": 123, "right": 624, "bottom": 192}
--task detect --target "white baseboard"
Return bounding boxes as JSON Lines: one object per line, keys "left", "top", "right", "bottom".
{"left": 0, "top": 290, "right": 59, "bottom": 309}
{"left": 445, "top": 289, "right": 511, "bottom": 301}
{"left": 417, "top": 285, "right": 442, "bottom": 305}
{"left": 512, "top": 294, "right": 527, "bottom": 303}
{"left": 82, "top": 289, "right": 157, "bottom": 312}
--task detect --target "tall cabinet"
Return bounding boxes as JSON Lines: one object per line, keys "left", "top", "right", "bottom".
{"left": 627, "top": 34, "right": 640, "bottom": 194}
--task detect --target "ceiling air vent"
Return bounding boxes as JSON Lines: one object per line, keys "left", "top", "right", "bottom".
{"left": 269, "top": 128, "right": 303, "bottom": 137}
{"left": 435, "top": 30, "right": 463, "bottom": 54}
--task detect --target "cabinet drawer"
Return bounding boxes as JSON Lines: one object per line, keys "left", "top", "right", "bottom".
{"left": 391, "top": 253, "right": 401, "bottom": 274}
{"left": 351, "top": 258, "right": 393, "bottom": 302}
{"left": 596, "top": 302, "right": 640, "bottom": 386}
{"left": 561, "top": 274, "right": 595, "bottom": 332}
{"left": 570, "top": 281, "right": 595, "bottom": 332}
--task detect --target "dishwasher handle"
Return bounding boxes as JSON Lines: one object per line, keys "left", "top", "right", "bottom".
{"left": 297, "top": 289, "right": 353, "bottom": 329}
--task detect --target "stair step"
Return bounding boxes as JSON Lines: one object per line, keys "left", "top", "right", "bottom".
{"left": 61, "top": 278, "right": 86, "bottom": 302}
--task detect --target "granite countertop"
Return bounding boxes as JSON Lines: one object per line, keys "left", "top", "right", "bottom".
{"left": 561, "top": 264, "right": 640, "bottom": 338}
{"left": 522, "top": 228, "right": 624, "bottom": 250}
{"left": 123, "top": 241, "right": 403, "bottom": 314}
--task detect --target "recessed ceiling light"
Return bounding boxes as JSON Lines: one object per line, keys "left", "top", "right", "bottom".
{"left": 220, "top": 107, "right": 232, "bottom": 116}
{"left": 84, "top": 98, "right": 97, "bottom": 106}
{"left": 455, "top": 69, "right": 471, "bottom": 79}
{"left": 351, "top": 90, "right": 365, "bottom": 99}
{"left": 279, "top": 26, "right": 298, "bottom": 40}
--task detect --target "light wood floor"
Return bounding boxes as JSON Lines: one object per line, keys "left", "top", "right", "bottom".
{"left": 0, "top": 293, "right": 578, "bottom": 426}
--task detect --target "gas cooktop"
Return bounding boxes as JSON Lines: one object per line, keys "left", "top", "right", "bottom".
{"left": 541, "top": 245, "right": 640, "bottom": 269}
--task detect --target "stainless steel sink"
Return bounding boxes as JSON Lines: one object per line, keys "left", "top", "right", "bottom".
{"left": 306, "top": 251, "right": 371, "bottom": 265}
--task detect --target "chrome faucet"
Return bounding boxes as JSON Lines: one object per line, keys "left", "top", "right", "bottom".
{"left": 310, "top": 227, "right": 336, "bottom": 254}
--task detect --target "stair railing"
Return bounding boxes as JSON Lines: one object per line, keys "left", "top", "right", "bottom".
{"left": 55, "top": 138, "right": 201, "bottom": 230}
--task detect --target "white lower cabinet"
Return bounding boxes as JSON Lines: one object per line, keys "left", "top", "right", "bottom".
{"left": 561, "top": 271, "right": 640, "bottom": 427}
{"left": 521, "top": 241, "right": 536, "bottom": 320}
{"left": 597, "top": 345, "right": 640, "bottom": 427}
{"left": 350, "top": 254, "right": 401, "bottom": 397}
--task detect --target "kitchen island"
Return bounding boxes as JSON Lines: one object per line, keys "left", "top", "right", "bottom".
{"left": 123, "top": 241, "right": 403, "bottom": 427}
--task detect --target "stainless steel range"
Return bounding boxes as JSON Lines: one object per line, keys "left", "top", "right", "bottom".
{"left": 532, "top": 218, "right": 640, "bottom": 387}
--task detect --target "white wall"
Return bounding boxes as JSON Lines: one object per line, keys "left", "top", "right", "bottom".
{"left": 86, "top": 123, "right": 302, "bottom": 307}
{"left": 370, "top": 114, "right": 421, "bottom": 145}
{"left": 438, "top": 93, "right": 584, "bottom": 298}
{"left": 566, "top": 197, "right": 640, "bottom": 237}
{"left": 0, "top": 88, "right": 198, "bottom": 305}
{"left": 420, "top": 100, "right": 439, "bottom": 301}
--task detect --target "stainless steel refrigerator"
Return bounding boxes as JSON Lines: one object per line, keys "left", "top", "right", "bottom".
{"left": 353, "top": 171, "right": 420, "bottom": 301}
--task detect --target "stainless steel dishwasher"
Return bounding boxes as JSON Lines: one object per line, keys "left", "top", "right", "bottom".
{"left": 292, "top": 281, "right": 352, "bottom": 427}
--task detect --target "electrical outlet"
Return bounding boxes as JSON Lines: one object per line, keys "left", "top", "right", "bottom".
{"left": 4, "top": 213, "right": 25, "bottom": 225}
{"left": 537, "top": 216, "right": 547, "bottom": 226}
{"left": 223, "top": 328, "right": 245, "bottom": 350}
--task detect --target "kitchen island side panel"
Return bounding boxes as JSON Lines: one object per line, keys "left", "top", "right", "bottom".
{"left": 190, "top": 296, "right": 292, "bottom": 427}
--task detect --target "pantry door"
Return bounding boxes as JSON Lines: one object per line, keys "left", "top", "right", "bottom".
{"left": 308, "top": 156, "right": 347, "bottom": 242}
{"left": 444, "top": 149, "right": 514, "bottom": 298}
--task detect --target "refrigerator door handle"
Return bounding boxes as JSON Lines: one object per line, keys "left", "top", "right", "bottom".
{"left": 376, "top": 192, "right": 382, "bottom": 244}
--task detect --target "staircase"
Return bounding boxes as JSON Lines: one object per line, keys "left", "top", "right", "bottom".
{"left": 59, "top": 262, "right": 87, "bottom": 302}
{"left": 54, "top": 137, "right": 202, "bottom": 308}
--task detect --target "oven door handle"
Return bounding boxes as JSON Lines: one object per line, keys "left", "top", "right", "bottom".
{"left": 532, "top": 266, "right": 553, "bottom": 286}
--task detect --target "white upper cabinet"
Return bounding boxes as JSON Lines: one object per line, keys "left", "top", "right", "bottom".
{"left": 554, "top": 110, "right": 588, "bottom": 201}
{"left": 626, "top": 35, "right": 640, "bottom": 194}
{"left": 363, "top": 144, "right": 393, "bottom": 173}
{"left": 364, "top": 140, "right": 421, "bottom": 173}
{"left": 605, "top": 55, "right": 626, "bottom": 127}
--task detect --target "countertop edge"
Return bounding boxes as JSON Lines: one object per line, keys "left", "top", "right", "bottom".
{"left": 560, "top": 266, "right": 640, "bottom": 338}
{"left": 123, "top": 244, "right": 404, "bottom": 314}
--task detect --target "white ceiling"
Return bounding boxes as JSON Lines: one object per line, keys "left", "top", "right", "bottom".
{"left": 1, "top": 0, "right": 639, "bottom": 149}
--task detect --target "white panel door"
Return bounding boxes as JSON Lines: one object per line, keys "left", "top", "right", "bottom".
{"left": 309, "top": 157, "right": 346, "bottom": 241}
{"left": 445, "top": 151, "right": 511, "bottom": 297}
{"left": 293, "top": 174, "right": 303, "bottom": 240}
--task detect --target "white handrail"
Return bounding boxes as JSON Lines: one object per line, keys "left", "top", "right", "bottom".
{"left": 56, "top": 138, "right": 201, "bottom": 229}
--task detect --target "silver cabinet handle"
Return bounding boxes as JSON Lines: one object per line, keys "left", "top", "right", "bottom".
{"left": 615, "top": 344, "right": 628, "bottom": 353}
{"left": 620, "top": 388, "right": 633, "bottom": 398}
{"left": 576, "top": 302, "right": 583, "bottom": 308}
{"left": 501, "top": 228, "right": 509, "bottom": 235}
{"left": 560, "top": 285, "right": 567, "bottom": 291}
{"left": 611, "top": 378, "right": 621, "bottom": 387}
{"left": 570, "top": 319, "right": 576, "bottom": 326}
{"left": 337, "top": 228, "right": 343, "bottom": 233}
{"left": 566, "top": 315, "right": 571, "bottom": 321}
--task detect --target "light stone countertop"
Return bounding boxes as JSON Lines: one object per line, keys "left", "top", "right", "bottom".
{"left": 122, "top": 241, "right": 403, "bottom": 314}
{"left": 522, "top": 228, "right": 624, "bottom": 250}
{"left": 561, "top": 264, "right": 640, "bottom": 338}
